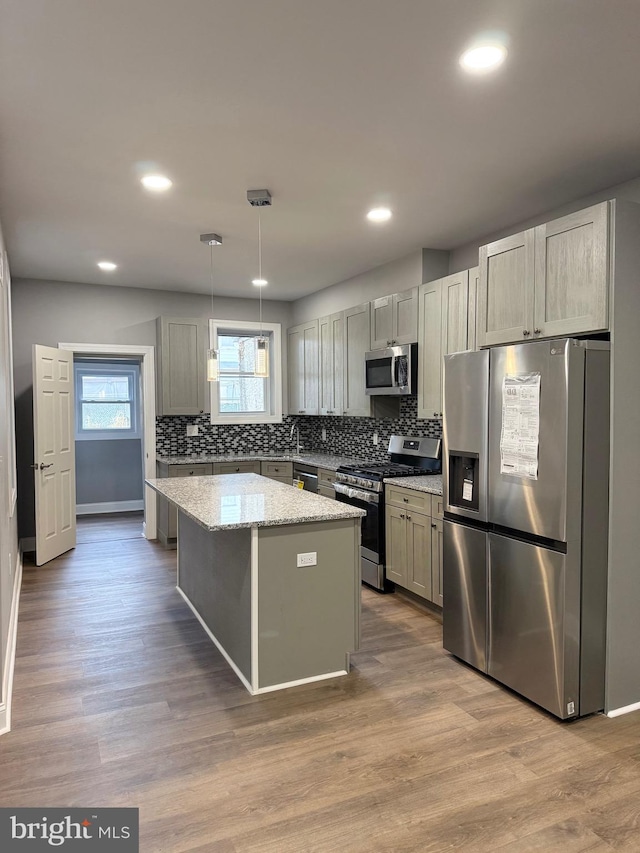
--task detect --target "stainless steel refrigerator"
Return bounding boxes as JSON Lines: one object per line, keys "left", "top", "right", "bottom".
{"left": 442, "top": 338, "right": 610, "bottom": 719}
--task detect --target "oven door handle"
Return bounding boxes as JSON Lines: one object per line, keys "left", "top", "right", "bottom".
{"left": 334, "top": 483, "right": 380, "bottom": 503}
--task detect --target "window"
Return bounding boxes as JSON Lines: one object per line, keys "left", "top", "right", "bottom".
{"left": 209, "top": 320, "right": 282, "bottom": 425}
{"left": 74, "top": 360, "right": 141, "bottom": 440}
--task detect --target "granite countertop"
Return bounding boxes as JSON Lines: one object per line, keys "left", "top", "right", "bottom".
{"left": 383, "top": 474, "right": 443, "bottom": 496}
{"left": 156, "top": 451, "right": 369, "bottom": 471}
{"left": 146, "top": 473, "right": 366, "bottom": 531}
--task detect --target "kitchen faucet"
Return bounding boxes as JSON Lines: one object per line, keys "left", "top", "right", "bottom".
{"left": 289, "top": 420, "right": 304, "bottom": 455}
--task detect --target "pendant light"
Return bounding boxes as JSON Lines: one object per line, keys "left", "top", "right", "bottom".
{"left": 200, "top": 232, "right": 222, "bottom": 382}
{"left": 248, "top": 189, "right": 272, "bottom": 379}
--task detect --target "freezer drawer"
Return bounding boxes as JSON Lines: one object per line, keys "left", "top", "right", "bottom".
{"left": 487, "top": 532, "right": 579, "bottom": 719}
{"left": 442, "top": 520, "right": 487, "bottom": 673}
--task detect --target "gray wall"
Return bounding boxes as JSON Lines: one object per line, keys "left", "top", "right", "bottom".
{"left": 290, "top": 249, "right": 449, "bottom": 325}
{"left": 76, "top": 439, "right": 143, "bottom": 506}
{"left": 449, "top": 175, "right": 640, "bottom": 273}
{"left": 11, "top": 278, "right": 293, "bottom": 538}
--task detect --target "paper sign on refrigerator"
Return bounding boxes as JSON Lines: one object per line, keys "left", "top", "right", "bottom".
{"left": 500, "top": 373, "right": 541, "bottom": 479}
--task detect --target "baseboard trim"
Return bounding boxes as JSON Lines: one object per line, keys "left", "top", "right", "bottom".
{"left": 76, "top": 500, "right": 144, "bottom": 516}
{"left": 606, "top": 700, "right": 640, "bottom": 718}
{"left": 20, "top": 536, "right": 35, "bottom": 554}
{"left": 0, "top": 550, "right": 23, "bottom": 736}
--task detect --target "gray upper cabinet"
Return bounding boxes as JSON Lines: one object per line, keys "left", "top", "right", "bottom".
{"left": 478, "top": 201, "right": 611, "bottom": 347}
{"left": 287, "top": 320, "right": 319, "bottom": 416}
{"left": 157, "top": 317, "right": 209, "bottom": 415}
{"left": 319, "top": 312, "right": 344, "bottom": 416}
{"left": 370, "top": 287, "right": 418, "bottom": 349}
{"left": 533, "top": 201, "right": 610, "bottom": 338}
{"left": 343, "top": 302, "right": 371, "bottom": 417}
{"left": 418, "top": 271, "right": 469, "bottom": 420}
{"left": 477, "top": 231, "right": 535, "bottom": 348}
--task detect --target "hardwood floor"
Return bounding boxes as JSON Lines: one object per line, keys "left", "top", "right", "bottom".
{"left": 3, "top": 519, "right": 640, "bottom": 852}
{"left": 75, "top": 511, "right": 144, "bottom": 544}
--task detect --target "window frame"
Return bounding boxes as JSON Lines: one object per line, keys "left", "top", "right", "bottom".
{"left": 74, "top": 360, "right": 142, "bottom": 441}
{"left": 209, "top": 319, "right": 282, "bottom": 425}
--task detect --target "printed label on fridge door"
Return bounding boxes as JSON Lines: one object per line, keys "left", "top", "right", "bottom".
{"left": 500, "top": 373, "right": 541, "bottom": 480}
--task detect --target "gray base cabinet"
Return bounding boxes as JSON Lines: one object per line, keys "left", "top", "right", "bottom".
{"left": 260, "top": 461, "right": 293, "bottom": 483}
{"left": 385, "top": 484, "right": 444, "bottom": 605}
{"left": 156, "top": 462, "right": 213, "bottom": 545}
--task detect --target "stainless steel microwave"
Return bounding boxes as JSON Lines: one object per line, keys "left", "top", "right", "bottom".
{"left": 365, "top": 343, "right": 418, "bottom": 396}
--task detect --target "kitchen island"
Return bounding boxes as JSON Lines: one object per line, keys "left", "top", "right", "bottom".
{"left": 146, "top": 473, "right": 365, "bottom": 695}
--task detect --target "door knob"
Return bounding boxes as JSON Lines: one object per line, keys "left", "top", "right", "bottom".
{"left": 32, "top": 462, "right": 53, "bottom": 470}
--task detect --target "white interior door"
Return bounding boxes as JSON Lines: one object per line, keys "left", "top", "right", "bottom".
{"left": 33, "top": 344, "right": 76, "bottom": 565}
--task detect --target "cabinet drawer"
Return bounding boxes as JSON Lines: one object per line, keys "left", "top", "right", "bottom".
{"left": 385, "top": 485, "right": 431, "bottom": 513}
{"left": 318, "top": 467, "right": 337, "bottom": 488}
{"left": 215, "top": 461, "right": 261, "bottom": 475}
{"left": 431, "top": 494, "right": 444, "bottom": 520}
{"left": 318, "top": 484, "right": 336, "bottom": 500}
{"left": 260, "top": 461, "right": 293, "bottom": 478}
{"left": 168, "top": 464, "right": 213, "bottom": 478}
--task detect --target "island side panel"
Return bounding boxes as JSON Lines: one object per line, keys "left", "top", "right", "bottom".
{"left": 177, "top": 512, "right": 253, "bottom": 685}
{"left": 256, "top": 518, "right": 361, "bottom": 691}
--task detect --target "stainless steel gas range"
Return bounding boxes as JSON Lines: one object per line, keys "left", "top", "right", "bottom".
{"left": 335, "top": 435, "right": 441, "bottom": 591}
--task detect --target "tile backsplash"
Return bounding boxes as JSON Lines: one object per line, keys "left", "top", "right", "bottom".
{"left": 156, "top": 396, "right": 442, "bottom": 461}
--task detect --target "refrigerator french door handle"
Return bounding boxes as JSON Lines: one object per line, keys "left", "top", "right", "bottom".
{"left": 486, "top": 538, "right": 492, "bottom": 671}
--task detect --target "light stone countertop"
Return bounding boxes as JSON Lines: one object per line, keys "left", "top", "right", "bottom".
{"left": 383, "top": 474, "right": 443, "bottom": 496}
{"left": 146, "top": 473, "right": 366, "bottom": 531}
{"left": 156, "top": 451, "right": 369, "bottom": 471}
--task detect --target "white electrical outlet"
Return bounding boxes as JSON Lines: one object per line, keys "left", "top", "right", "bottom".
{"left": 321, "top": 427, "right": 327, "bottom": 442}
{"left": 372, "top": 431, "right": 379, "bottom": 445}
{"left": 297, "top": 551, "right": 317, "bottom": 568}
{"left": 186, "top": 424, "right": 199, "bottom": 437}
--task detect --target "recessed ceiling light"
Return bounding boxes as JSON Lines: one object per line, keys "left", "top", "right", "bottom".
{"left": 140, "top": 174, "right": 173, "bottom": 192}
{"left": 367, "top": 207, "right": 392, "bottom": 223}
{"left": 252, "top": 278, "right": 268, "bottom": 287}
{"left": 97, "top": 261, "right": 117, "bottom": 272}
{"left": 459, "top": 43, "right": 507, "bottom": 73}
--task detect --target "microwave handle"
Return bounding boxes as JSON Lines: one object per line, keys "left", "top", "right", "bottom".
{"left": 391, "top": 354, "right": 398, "bottom": 387}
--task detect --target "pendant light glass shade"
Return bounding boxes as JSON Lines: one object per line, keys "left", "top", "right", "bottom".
{"left": 206, "top": 347, "right": 219, "bottom": 382}
{"left": 254, "top": 337, "right": 269, "bottom": 378}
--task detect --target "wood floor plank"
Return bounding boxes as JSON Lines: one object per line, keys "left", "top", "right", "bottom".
{"left": 2, "top": 515, "right": 640, "bottom": 852}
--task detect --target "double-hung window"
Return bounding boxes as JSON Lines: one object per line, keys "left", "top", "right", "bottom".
{"left": 74, "top": 360, "right": 141, "bottom": 440}
{"left": 209, "top": 320, "right": 282, "bottom": 425}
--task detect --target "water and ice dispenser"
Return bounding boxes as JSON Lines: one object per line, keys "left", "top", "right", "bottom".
{"left": 448, "top": 452, "right": 480, "bottom": 512}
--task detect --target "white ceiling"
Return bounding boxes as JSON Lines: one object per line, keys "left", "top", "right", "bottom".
{"left": 1, "top": 0, "right": 639, "bottom": 300}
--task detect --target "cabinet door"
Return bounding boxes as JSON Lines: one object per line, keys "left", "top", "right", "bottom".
{"left": 319, "top": 312, "right": 343, "bottom": 416}
{"left": 393, "top": 287, "right": 418, "bottom": 345}
{"left": 467, "top": 266, "right": 479, "bottom": 352}
{"left": 477, "top": 231, "right": 535, "bottom": 347}
{"left": 287, "top": 321, "right": 319, "bottom": 415}
{"left": 343, "top": 303, "right": 371, "bottom": 417}
{"left": 157, "top": 317, "right": 208, "bottom": 415}
{"left": 431, "top": 518, "right": 443, "bottom": 607}
{"left": 214, "top": 461, "right": 261, "bottom": 475}
{"left": 370, "top": 296, "right": 394, "bottom": 350}
{"left": 534, "top": 201, "right": 610, "bottom": 338}
{"left": 385, "top": 505, "right": 408, "bottom": 586}
{"left": 442, "top": 271, "right": 469, "bottom": 357}
{"left": 406, "top": 511, "right": 432, "bottom": 599}
{"left": 417, "top": 279, "right": 442, "bottom": 419}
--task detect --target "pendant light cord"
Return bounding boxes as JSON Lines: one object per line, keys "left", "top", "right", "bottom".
{"left": 258, "top": 210, "right": 263, "bottom": 336}
{"left": 210, "top": 243, "right": 215, "bottom": 318}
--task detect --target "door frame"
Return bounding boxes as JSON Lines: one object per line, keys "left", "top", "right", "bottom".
{"left": 58, "top": 342, "right": 156, "bottom": 540}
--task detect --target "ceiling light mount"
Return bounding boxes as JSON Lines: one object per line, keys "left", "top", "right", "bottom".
{"left": 247, "top": 189, "right": 272, "bottom": 207}
{"left": 199, "top": 233, "right": 223, "bottom": 246}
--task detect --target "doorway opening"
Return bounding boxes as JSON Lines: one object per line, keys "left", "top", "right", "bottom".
{"left": 59, "top": 342, "right": 156, "bottom": 542}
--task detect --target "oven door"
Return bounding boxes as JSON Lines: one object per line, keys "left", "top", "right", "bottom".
{"left": 335, "top": 483, "right": 384, "bottom": 588}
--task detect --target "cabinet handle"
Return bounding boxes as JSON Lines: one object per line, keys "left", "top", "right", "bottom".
{"left": 235, "top": 467, "right": 240, "bottom": 472}
{"left": 403, "top": 497, "right": 409, "bottom": 503}
{"left": 189, "top": 471, "right": 194, "bottom": 475}
{"left": 406, "top": 515, "right": 411, "bottom": 521}
{"left": 298, "top": 410, "right": 304, "bottom": 414}
{"left": 523, "top": 329, "right": 531, "bottom": 336}
{"left": 432, "top": 523, "right": 437, "bottom": 529}
{"left": 387, "top": 340, "right": 391, "bottom": 346}
{"left": 534, "top": 328, "right": 541, "bottom": 335}
{"left": 400, "top": 513, "right": 405, "bottom": 519}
